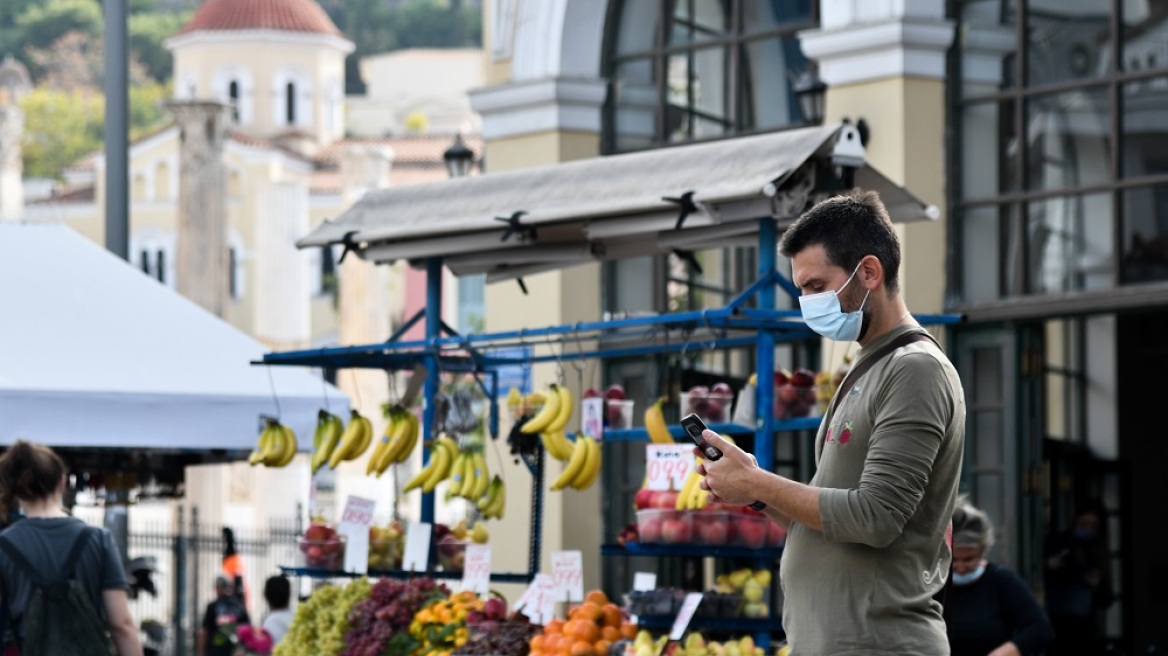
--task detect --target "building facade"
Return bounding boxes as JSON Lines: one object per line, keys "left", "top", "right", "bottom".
{"left": 475, "top": 0, "right": 1167, "bottom": 649}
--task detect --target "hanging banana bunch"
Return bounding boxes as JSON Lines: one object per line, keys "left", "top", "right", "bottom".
{"left": 367, "top": 405, "right": 420, "bottom": 477}
{"left": 327, "top": 409, "right": 373, "bottom": 469}
{"left": 402, "top": 434, "right": 461, "bottom": 492}
{"left": 247, "top": 418, "right": 298, "bottom": 468}
{"left": 549, "top": 435, "right": 602, "bottom": 491}
{"left": 309, "top": 410, "right": 344, "bottom": 474}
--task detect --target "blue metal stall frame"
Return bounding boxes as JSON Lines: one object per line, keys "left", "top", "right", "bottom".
{"left": 263, "top": 216, "right": 962, "bottom": 640}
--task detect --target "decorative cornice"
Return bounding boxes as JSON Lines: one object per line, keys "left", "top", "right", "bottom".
{"left": 799, "top": 18, "right": 956, "bottom": 85}
{"left": 165, "top": 29, "right": 354, "bottom": 55}
{"left": 469, "top": 76, "right": 607, "bottom": 139}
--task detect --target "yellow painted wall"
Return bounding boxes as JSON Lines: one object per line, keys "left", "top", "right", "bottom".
{"left": 480, "top": 0, "right": 513, "bottom": 87}
{"left": 824, "top": 77, "right": 948, "bottom": 316}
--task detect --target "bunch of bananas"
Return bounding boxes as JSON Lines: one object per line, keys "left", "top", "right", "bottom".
{"left": 475, "top": 475, "right": 506, "bottom": 519}
{"left": 643, "top": 397, "right": 673, "bottom": 444}
{"left": 402, "top": 434, "right": 461, "bottom": 493}
{"left": 366, "top": 406, "right": 420, "bottom": 476}
{"left": 309, "top": 411, "right": 344, "bottom": 474}
{"left": 676, "top": 458, "right": 709, "bottom": 510}
{"left": 248, "top": 419, "right": 299, "bottom": 468}
{"left": 446, "top": 450, "right": 492, "bottom": 502}
{"left": 550, "top": 435, "right": 601, "bottom": 491}
{"left": 515, "top": 384, "right": 577, "bottom": 461}
{"left": 323, "top": 409, "right": 372, "bottom": 470}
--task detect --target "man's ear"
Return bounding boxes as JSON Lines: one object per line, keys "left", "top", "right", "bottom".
{"left": 859, "top": 254, "right": 884, "bottom": 291}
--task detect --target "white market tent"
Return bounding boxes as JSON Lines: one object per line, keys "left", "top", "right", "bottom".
{"left": 0, "top": 223, "right": 347, "bottom": 452}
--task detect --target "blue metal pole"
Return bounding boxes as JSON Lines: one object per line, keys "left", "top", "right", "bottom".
{"left": 755, "top": 218, "right": 777, "bottom": 650}
{"left": 422, "top": 258, "right": 442, "bottom": 525}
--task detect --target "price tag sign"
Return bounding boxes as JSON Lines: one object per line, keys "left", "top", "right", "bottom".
{"left": 403, "top": 522, "right": 432, "bottom": 572}
{"left": 462, "top": 545, "right": 492, "bottom": 594}
{"left": 515, "top": 574, "right": 556, "bottom": 624}
{"left": 581, "top": 398, "right": 604, "bottom": 440}
{"left": 337, "top": 496, "right": 375, "bottom": 575}
{"left": 669, "top": 592, "right": 704, "bottom": 641}
{"left": 646, "top": 444, "right": 694, "bottom": 491}
{"left": 633, "top": 572, "right": 657, "bottom": 592}
{"left": 552, "top": 550, "right": 584, "bottom": 602}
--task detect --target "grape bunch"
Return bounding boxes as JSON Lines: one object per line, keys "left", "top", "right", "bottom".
{"left": 274, "top": 578, "right": 372, "bottom": 656}
{"left": 341, "top": 577, "right": 449, "bottom": 656}
{"left": 453, "top": 618, "right": 538, "bottom": 656}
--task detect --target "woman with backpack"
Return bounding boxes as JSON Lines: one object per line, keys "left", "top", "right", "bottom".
{"left": 0, "top": 440, "right": 142, "bottom": 656}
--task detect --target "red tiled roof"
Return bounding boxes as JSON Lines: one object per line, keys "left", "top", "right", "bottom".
{"left": 180, "top": 0, "right": 341, "bottom": 36}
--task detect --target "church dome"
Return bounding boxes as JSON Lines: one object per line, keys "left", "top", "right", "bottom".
{"left": 179, "top": 0, "right": 341, "bottom": 36}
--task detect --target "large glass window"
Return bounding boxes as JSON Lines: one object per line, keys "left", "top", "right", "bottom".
{"left": 951, "top": 0, "right": 1168, "bottom": 301}
{"left": 603, "top": 0, "right": 815, "bottom": 154}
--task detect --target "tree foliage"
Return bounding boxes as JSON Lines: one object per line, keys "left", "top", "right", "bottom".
{"left": 321, "top": 0, "right": 482, "bottom": 94}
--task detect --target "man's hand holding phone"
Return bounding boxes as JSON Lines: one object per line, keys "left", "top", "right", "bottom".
{"left": 681, "top": 414, "right": 766, "bottom": 509}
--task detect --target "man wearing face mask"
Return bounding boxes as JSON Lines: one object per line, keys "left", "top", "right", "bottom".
{"left": 1044, "top": 506, "right": 1113, "bottom": 655}
{"left": 698, "top": 190, "right": 966, "bottom": 655}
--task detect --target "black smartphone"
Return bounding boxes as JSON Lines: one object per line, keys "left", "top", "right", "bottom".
{"left": 680, "top": 413, "right": 723, "bottom": 461}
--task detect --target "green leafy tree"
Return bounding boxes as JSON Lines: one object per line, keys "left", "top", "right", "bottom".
{"left": 10, "top": 0, "right": 103, "bottom": 80}
{"left": 130, "top": 11, "right": 190, "bottom": 83}
{"left": 19, "top": 87, "right": 104, "bottom": 179}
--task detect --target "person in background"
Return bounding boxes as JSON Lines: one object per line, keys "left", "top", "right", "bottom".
{"left": 199, "top": 575, "right": 250, "bottom": 656}
{"left": 1045, "top": 505, "right": 1113, "bottom": 655}
{"left": 0, "top": 440, "right": 142, "bottom": 656}
{"left": 943, "top": 500, "right": 1054, "bottom": 656}
{"left": 261, "top": 575, "right": 292, "bottom": 648}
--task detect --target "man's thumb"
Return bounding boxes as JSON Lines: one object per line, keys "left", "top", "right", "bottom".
{"left": 702, "top": 429, "right": 729, "bottom": 449}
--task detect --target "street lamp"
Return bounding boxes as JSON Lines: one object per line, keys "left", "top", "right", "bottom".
{"left": 793, "top": 70, "right": 827, "bottom": 126}
{"left": 443, "top": 134, "right": 475, "bottom": 179}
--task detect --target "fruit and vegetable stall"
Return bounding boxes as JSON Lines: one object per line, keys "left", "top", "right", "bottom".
{"left": 258, "top": 124, "right": 958, "bottom": 655}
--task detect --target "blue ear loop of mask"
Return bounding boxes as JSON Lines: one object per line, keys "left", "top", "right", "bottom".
{"left": 798, "top": 262, "right": 870, "bottom": 342}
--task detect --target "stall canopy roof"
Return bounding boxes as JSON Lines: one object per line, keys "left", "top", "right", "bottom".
{"left": 0, "top": 223, "right": 347, "bottom": 451}
{"left": 301, "top": 124, "right": 937, "bottom": 281}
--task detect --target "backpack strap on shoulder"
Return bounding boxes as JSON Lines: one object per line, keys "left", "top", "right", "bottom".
{"left": 57, "top": 527, "right": 97, "bottom": 584}
{"left": 0, "top": 534, "right": 48, "bottom": 587}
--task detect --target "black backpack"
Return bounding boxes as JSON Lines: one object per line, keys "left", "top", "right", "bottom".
{"left": 0, "top": 526, "right": 114, "bottom": 656}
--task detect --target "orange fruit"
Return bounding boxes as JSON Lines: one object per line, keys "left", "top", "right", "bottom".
{"left": 563, "top": 620, "right": 579, "bottom": 637}
{"left": 585, "top": 590, "right": 609, "bottom": 606}
{"left": 619, "top": 623, "right": 637, "bottom": 640}
{"left": 557, "top": 641, "right": 573, "bottom": 656}
{"left": 571, "top": 641, "right": 594, "bottom": 656}
{"left": 601, "top": 603, "right": 622, "bottom": 628}
{"left": 601, "top": 626, "right": 620, "bottom": 642}
{"left": 545, "top": 619, "right": 565, "bottom": 636}
{"left": 595, "top": 640, "right": 612, "bottom": 656}
{"left": 578, "top": 602, "right": 603, "bottom": 623}
{"left": 531, "top": 636, "right": 548, "bottom": 652}
{"left": 570, "top": 620, "right": 600, "bottom": 644}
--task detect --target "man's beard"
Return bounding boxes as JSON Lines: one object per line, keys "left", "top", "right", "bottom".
{"left": 841, "top": 284, "right": 873, "bottom": 342}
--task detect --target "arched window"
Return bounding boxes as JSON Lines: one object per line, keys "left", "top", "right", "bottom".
{"left": 154, "top": 161, "right": 170, "bottom": 200}
{"left": 228, "top": 80, "right": 240, "bottom": 122}
{"left": 132, "top": 173, "right": 148, "bottom": 202}
{"left": 603, "top": 0, "right": 815, "bottom": 153}
{"left": 285, "top": 81, "right": 297, "bottom": 126}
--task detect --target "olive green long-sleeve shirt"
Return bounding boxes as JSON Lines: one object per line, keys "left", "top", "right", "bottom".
{"left": 779, "top": 325, "right": 966, "bottom": 656}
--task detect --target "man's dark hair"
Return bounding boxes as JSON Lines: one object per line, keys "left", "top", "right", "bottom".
{"left": 264, "top": 575, "right": 291, "bottom": 609}
{"left": 779, "top": 189, "right": 901, "bottom": 293}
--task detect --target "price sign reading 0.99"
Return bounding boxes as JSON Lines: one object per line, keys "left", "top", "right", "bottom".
{"left": 645, "top": 444, "right": 694, "bottom": 491}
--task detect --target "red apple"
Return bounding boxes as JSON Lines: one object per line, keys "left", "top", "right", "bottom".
{"left": 773, "top": 369, "right": 791, "bottom": 386}
{"left": 483, "top": 597, "right": 507, "bottom": 621}
{"left": 705, "top": 399, "right": 725, "bottom": 422}
{"left": 583, "top": 387, "right": 603, "bottom": 399}
{"left": 604, "top": 384, "right": 626, "bottom": 400}
{"left": 606, "top": 401, "right": 628, "bottom": 428}
{"left": 304, "top": 524, "right": 333, "bottom": 541}
{"left": 652, "top": 491, "right": 679, "bottom": 509}
{"left": 735, "top": 516, "right": 767, "bottom": 548}
{"left": 789, "top": 369, "right": 816, "bottom": 387}
{"left": 767, "top": 521, "right": 787, "bottom": 546}
{"left": 711, "top": 382, "right": 733, "bottom": 396}
{"left": 638, "top": 514, "right": 663, "bottom": 542}
{"left": 698, "top": 518, "right": 729, "bottom": 545}
{"left": 661, "top": 518, "right": 692, "bottom": 543}
{"left": 778, "top": 383, "right": 799, "bottom": 403}
{"left": 634, "top": 488, "right": 657, "bottom": 510}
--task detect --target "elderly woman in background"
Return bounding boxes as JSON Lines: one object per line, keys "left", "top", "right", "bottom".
{"left": 943, "top": 500, "right": 1055, "bottom": 656}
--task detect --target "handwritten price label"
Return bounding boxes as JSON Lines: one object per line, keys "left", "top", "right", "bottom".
{"left": 340, "top": 496, "right": 376, "bottom": 528}
{"left": 515, "top": 574, "right": 558, "bottom": 625}
{"left": 462, "top": 545, "right": 491, "bottom": 594}
{"left": 552, "top": 550, "right": 584, "bottom": 602}
{"left": 646, "top": 444, "right": 694, "bottom": 491}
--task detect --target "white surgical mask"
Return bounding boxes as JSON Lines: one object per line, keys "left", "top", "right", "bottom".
{"left": 798, "top": 263, "right": 869, "bottom": 342}
{"left": 951, "top": 563, "right": 986, "bottom": 586}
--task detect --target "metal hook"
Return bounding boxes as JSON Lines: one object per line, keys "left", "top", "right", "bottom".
{"left": 265, "top": 366, "right": 282, "bottom": 420}
{"left": 570, "top": 323, "right": 587, "bottom": 375}
{"left": 546, "top": 333, "right": 566, "bottom": 385}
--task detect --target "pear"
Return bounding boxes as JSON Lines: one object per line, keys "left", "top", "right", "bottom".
{"left": 742, "top": 579, "right": 765, "bottom": 603}
{"left": 737, "top": 637, "right": 755, "bottom": 656}
{"left": 685, "top": 634, "right": 706, "bottom": 651}
{"left": 753, "top": 569, "right": 772, "bottom": 587}
{"left": 728, "top": 569, "right": 751, "bottom": 590}
{"left": 636, "top": 647, "right": 654, "bottom": 656}
{"left": 471, "top": 522, "right": 490, "bottom": 544}
{"left": 453, "top": 519, "right": 469, "bottom": 540}
{"left": 724, "top": 643, "right": 741, "bottom": 656}
{"left": 708, "top": 643, "right": 726, "bottom": 656}
{"left": 634, "top": 631, "right": 654, "bottom": 652}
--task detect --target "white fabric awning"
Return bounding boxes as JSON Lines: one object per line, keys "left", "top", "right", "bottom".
{"left": 300, "top": 124, "right": 937, "bottom": 280}
{"left": 0, "top": 223, "right": 347, "bottom": 452}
